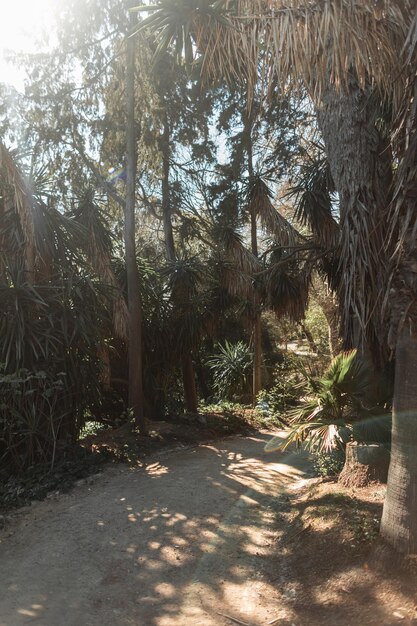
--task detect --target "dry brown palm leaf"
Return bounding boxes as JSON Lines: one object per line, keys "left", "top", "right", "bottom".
{"left": 195, "top": 0, "right": 410, "bottom": 110}
{"left": 217, "top": 226, "right": 261, "bottom": 298}
{"left": 383, "top": 8, "right": 417, "bottom": 345}
{"left": 248, "top": 176, "right": 302, "bottom": 247}
{"left": 0, "top": 143, "right": 35, "bottom": 275}
{"left": 248, "top": 176, "right": 304, "bottom": 248}
{"left": 404, "top": 5, "right": 417, "bottom": 62}
{"left": 86, "top": 232, "right": 128, "bottom": 340}
{"left": 85, "top": 222, "right": 128, "bottom": 341}
{"left": 266, "top": 264, "right": 309, "bottom": 321}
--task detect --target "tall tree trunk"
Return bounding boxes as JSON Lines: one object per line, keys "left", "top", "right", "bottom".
{"left": 160, "top": 110, "right": 198, "bottom": 412}
{"left": 125, "top": 11, "right": 146, "bottom": 433}
{"left": 381, "top": 325, "right": 417, "bottom": 553}
{"left": 380, "top": 70, "right": 417, "bottom": 549}
{"left": 251, "top": 204, "right": 262, "bottom": 403}
{"left": 161, "top": 112, "right": 176, "bottom": 262}
{"left": 313, "top": 284, "right": 341, "bottom": 358}
{"left": 317, "top": 77, "right": 392, "bottom": 369}
{"left": 244, "top": 109, "right": 262, "bottom": 404}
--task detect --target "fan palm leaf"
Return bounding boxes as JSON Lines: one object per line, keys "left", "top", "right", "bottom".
{"left": 277, "top": 350, "right": 391, "bottom": 452}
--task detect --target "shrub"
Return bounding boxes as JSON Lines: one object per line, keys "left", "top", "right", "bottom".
{"left": 257, "top": 353, "right": 309, "bottom": 417}
{"left": 313, "top": 449, "right": 346, "bottom": 477}
{"left": 207, "top": 341, "right": 252, "bottom": 402}
{"left": 0, "top": 369, "right": 70, "bottom": 472}
{"left": 282, "top": 350, "right": 392, "bottom": 452}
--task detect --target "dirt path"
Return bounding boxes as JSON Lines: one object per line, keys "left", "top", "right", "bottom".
{"left": 0, "top": 432, "right": 312, "bottom": 626}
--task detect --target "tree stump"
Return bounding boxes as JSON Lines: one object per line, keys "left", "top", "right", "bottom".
{"left": 339, "top": 442, "right": 390, "bottom": 487}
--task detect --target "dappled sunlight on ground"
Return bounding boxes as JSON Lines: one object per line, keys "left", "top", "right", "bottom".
{"left": 0, "top": 432, "right": 314, "bottom": 625}
{"left": 1, "top": 434, "right": 414, "bottom": 624}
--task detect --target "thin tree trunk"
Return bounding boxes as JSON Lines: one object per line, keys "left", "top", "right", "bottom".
{"left": 381, "top": 326, "right": 417, "bottom": 553}
{"left": 313, "top": 282, "right": 341, "bottom": 358}
{"left": 245, "top": 109, "right": 262, "bottom": 404}
{"left": 300, "top": 322, "right": 317, "bottom": 354}
{"left": 161, "top": 112, "right": 176, "bottom": 262}
{"left": 181, "top": 354, "right": 198, "bottom": 414}
{"left": 251, "top": 205, "right": 262, "bottom": 403}
{"left": 160, "top": 109, "right": 198, "bottom": 412}
{"left": 125, "top": 11, "right": 146, "bottom": 433}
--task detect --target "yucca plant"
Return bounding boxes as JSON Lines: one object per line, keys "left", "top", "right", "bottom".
{"left": 275, "top": 350, "right": 391, "bottom": 453}
{"left": 207, "top": 340, "right": 252, "bottom": 402}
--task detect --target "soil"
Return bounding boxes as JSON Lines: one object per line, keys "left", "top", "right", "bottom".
{"left": 0, "top": 431, "right": 416, "bottom": 626}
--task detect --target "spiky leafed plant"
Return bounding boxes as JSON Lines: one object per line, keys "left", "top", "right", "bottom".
{"left": 278, "top": 350, "right": 391, "bottom": 453}
{"left": 207, "top": 340, "right": 252, "bottom": 402}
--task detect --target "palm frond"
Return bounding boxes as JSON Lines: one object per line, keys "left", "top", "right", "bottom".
{"left": 0, "top": 143, "right": 35, "bottom": 274}
{"left": 195, "top": 1, "right": 410, "bottom": 110}
{"left": 215, "top": 225, "right": 261, "bottom": 298}
{"left": 247, "top": 175, "right": 302, "bottom": 247}
{"left": 285, "top": 145, "right": 339, "bottom": 249}
{"left": 266, "top": 264, "right": 309, "bottom": 321}
{"left": 277, "top": 350, "right": 391, "bottom": 451}
{"left": 71, "top": 189, "right": 128, "bottom": 340}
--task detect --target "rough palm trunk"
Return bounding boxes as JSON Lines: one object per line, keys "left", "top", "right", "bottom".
{"left": 380, "top": 76, "right": 417, "bottom": 550}
{"left": 125, "top": 11, "right": 146, "bottom": 433}
{"left": 317, "top": 78, "right": 392, "bottom": 369}
{"left": 381, "top": 326, "right": 417, "bottom": 553}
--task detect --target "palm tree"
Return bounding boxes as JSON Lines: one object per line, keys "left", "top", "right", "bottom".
{"left": 380, "top": 9, "right": 417, "bottom": 553}
{"left": 135, "top": 0, "right": 417, "bottom": 553}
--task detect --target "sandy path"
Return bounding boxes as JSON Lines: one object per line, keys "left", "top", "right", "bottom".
{"left": 0, "top": 432, "right": 311, "bottom": 626}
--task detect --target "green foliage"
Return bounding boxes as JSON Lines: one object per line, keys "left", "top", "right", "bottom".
{"left": 313, "top": 449, "right": 345, "bottom": 477}
{"left": 351, "top": 506, "right": 380, "bottom": 544}
{"left": 200, "top": 401, "right": 280, "bottom": 430}
{"left": 282, "top": 350, "right": 392, "bottom": 452}
{"left": 257, "top": 353, "right": 309, "bottom": 417}
{"left": 0, "top": 448, "right": 108, "bottom": 510}
{"left": 304, "top": 303, "right": 331, "bottom": 355}
{"left": 207, "top": 341, "right": 252, "bottom": 402}
{"left": 0, "top": 369, "right": 69, "bottom": 473}
{"left": 79, "top": 421, "right": 109, "bottom": 439}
